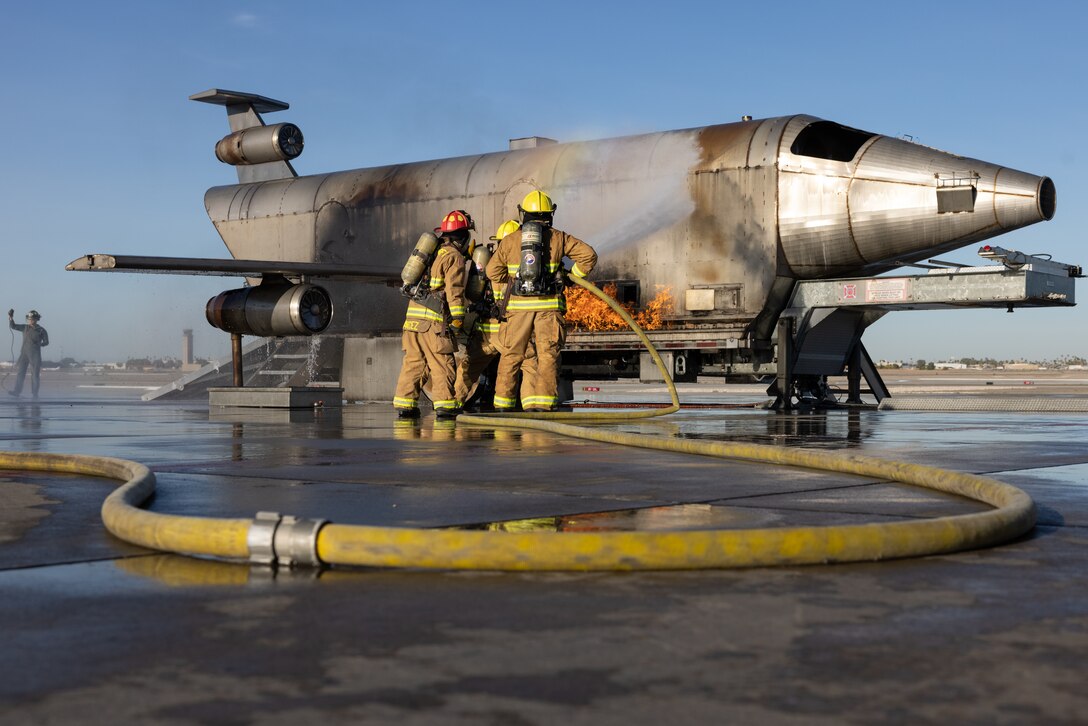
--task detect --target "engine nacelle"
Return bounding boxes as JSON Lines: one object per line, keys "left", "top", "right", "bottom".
{"left": 206, "top": 283, "right": 332, "bottom": 336}
{"left": 214, "top": 123, "right": 304, "bottom": 166}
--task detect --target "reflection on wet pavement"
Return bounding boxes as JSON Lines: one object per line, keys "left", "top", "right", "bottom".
{"left": 462, "top": 503, "right": 764, "bottom": 533}
{"left": 1, "top": 386, "right": 1087, "bottom": 725}
{"left": 0, "top": 478, "right": 57, "bottom": 544}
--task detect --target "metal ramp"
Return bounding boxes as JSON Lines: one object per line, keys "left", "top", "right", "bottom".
{"left": 144, "top": 337, "right": 342, "bottom": 401}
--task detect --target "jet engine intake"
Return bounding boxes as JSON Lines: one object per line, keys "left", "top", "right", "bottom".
{"left": 214, "top": 123, "right": 304, "bottom": 166}
{"left": 206, "top": 283, "right": 332, "bottom": 336}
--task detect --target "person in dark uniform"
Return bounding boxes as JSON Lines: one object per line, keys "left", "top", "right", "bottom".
{"left": 8, "top": 309, "right": 49, "bottom": 398}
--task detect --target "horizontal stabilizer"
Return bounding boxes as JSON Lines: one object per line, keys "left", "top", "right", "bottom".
{"left": 189, "top": 89, "right": 289, "bottom": 114}
{"left": 190, "top": 87, "right": 297, "bottom": 183}
{"left": 66, "top": 254, "right": 401, "bottom": 284}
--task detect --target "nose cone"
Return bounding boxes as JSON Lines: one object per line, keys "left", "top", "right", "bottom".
{"left": 848, "top": 137, "right": 1056, "bottom": 270}
{"left": 992, "top": 168, "right": 1056, "bottom": 229}
{"left": 777, "top": 117, "right": 1057, "bottom": 278}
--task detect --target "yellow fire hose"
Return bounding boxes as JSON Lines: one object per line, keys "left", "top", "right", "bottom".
{"left": 0, "top": 276, "right": 1035, "bottom": 571}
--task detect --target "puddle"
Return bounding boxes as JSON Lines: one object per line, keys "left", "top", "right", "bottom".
{"left": 457, "top": 503, "right": 747, "bottom": 533}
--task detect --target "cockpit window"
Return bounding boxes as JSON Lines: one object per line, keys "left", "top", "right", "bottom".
{"left": 790, "top": 121, "right": 876, "bottom": 162}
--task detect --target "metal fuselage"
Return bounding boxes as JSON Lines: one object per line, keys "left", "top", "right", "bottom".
{"left": 204, "top": 115, "right": 1055, "bottom": 340}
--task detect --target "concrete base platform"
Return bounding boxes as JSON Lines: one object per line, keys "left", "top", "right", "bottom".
{"left": 209, "top": 386, "right": 343, "bottom": 409}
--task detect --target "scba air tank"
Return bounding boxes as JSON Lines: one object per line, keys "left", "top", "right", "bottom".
{"left": 466, "top": 244, "right": 493, "bottom": 302}
{"left": 516, "top": 222, "right": 547, "bottom": 295}
{"left": 400, "top": 232, "right": 440, "bottom": 289}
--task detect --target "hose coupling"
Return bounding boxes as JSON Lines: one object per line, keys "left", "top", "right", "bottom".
{"left": 247, "top": 511, "right": 327, "bottom": 568}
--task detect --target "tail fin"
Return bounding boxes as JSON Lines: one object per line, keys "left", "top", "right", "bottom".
{"left": 190, "top": 89, "right": 298, "bottom": 184}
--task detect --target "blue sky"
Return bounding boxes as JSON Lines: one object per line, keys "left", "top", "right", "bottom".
{"left": 2, "top": 1, "right": 1084, "bottom": 363}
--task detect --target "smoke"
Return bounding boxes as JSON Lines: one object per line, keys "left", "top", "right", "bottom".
{"left": 555, "top": 131, "right": 701, "bottom": 255}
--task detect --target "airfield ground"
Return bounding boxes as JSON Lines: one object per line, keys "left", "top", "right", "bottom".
{"left": 1, "top": 371, "right": 1086, "bottom": 723}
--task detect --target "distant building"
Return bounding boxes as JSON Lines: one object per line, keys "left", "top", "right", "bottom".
{"left": 934, "top": 362, "right": 967, "bottom": 370}
{"left": 181, "top": 329, "right": 201, "bottom": 372}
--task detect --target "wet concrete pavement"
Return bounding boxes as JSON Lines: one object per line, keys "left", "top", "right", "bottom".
{"left": 1, "top": 386, "right": 1087, "bottom": 723}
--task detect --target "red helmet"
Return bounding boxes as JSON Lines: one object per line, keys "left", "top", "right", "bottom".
{"left": 435, "top": 210, "right": 474, "bottom": 234}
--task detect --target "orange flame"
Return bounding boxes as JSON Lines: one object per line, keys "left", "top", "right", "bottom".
{"left": 566, "top": 284, "right": 673, "bottom": 331}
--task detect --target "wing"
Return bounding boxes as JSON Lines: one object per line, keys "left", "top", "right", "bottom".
{"left": 66, "top": 254, "right": 402, "bottom": 284}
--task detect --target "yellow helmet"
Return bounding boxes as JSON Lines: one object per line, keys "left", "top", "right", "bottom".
{"left": 518, "top": 190, "right": 556, "bottom": 215}
{"left": 489, "top": 219, "right": 521, "bottom": 241}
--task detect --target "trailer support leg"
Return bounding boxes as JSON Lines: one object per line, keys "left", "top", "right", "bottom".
{"left": 775, "top": 318, "right": 794, "bottom": 411}
{"left": 232, "top": 333, "right": 244, "bottom": 387}
{"left": 847, "top": 345, "right": 863, "bottom": 404}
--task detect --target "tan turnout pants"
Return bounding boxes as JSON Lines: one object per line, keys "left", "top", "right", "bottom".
{"left": 455, "top": 329, "right": 499, "bottom": 404}
{"left": 456, "top": 330, "right": 538, "bottom": 405}
{"left": 494, "top": 310, "right": 564, "bottom": 410}
{"left": 393, "top": 329, "right": 458, "bottom": 412}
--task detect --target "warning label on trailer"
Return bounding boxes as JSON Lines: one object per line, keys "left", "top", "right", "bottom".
{"left": 866, "top": 278, "right": 912, "bottom": 302}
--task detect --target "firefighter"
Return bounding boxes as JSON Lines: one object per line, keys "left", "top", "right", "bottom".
{"left": 455, "top": 220, "right": 539, "bottom": 410}
{"left": 392, "top": 211, "right": 472, "bottom": 419}
{"left": 7, "top": 309, "right": 49, "bottom": 398}
{"left": 486, "top": 191, "right": 597, "bottom": 412}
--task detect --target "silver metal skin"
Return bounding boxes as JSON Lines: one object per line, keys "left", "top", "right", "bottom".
{"left": 778, "top": 117, "right": 1056, "bottom": 278}
{"left": 202, "top": 114, "right": 1055, "bottom": 340}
